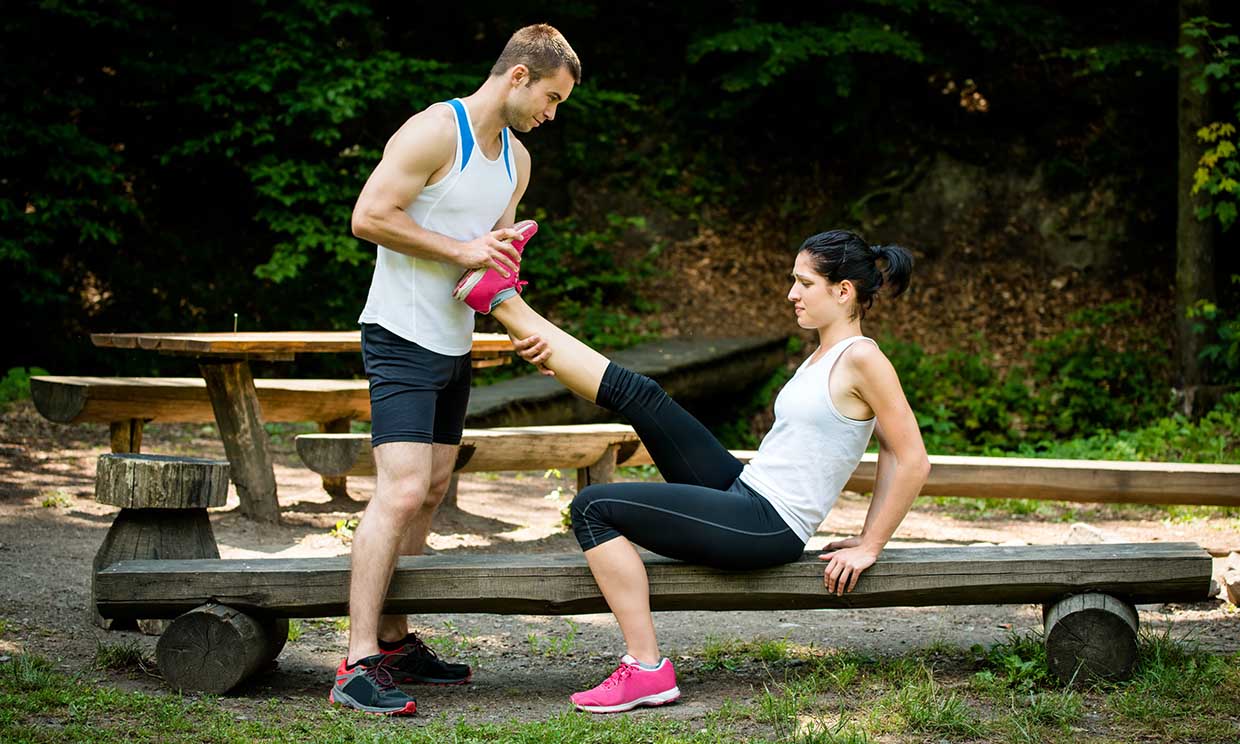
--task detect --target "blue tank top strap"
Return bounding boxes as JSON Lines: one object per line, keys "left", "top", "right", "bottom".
{"left": 446, "top": 99, "right": 474, "bottom": 171}
{"left": 501, "top": 128, "right": 513, "bottom": 182}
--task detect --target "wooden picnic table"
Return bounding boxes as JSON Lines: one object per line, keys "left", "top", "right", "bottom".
{"left": 91, "top": 331, "right": 514, "bottom": 523}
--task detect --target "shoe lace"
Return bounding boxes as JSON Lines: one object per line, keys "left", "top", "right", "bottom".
{"left": 515, "top": 279, "right": 528, "bottom": 293}
{"left": 360, "top": 657, "right": 397, "bottom": 690}
{"left": 600, "top": 662, "right": 636, "bottom": 690}
{"left": 403, "top": 633, "right": 440, "bottom": 660}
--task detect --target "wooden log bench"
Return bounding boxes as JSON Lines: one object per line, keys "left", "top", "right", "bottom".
{"left": 32, "top": 375, "right": 370, "bottom": 497}
{"left": 94, "top": 542, "right": 1214, "bottom": 693}
{"left": 297, "top": 428, "right": 1240, "bottom": 507}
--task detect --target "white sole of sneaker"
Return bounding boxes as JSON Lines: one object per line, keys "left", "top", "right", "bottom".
{"left": 574, "top": 686, "right": 681, "bottom": 714}
{"left": 453, "top": 268, "right": 486, "bottom": 301}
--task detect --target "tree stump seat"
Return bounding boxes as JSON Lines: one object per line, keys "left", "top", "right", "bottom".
{"left": 94, "top": 542, "right": 1214, "bottom": 693}
{"left": 91, "top": 453, "right": 229, "bottom": 633}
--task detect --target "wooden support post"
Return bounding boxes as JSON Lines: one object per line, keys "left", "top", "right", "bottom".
{"left": 92, "top": 454, "right": 228, "bottom": 632}
{"left": 108, "top": 419, "right": 144, "bottom": 453}
{"left": 155, "top": 603, "right": 284, "bottom": 693}
{"left": 1043, "top": 593, "right": 1139, "bottom": 684}
{"left": 441, "top": 472, "right": 461, "bottom": 510}
{"left": 199, "top": 360, "right": 280, "bottom": 523}
{"left": 318, "top": 417, "right": 353, "bottom": 501}
{"left": 578, "top": 444, "right": 619, "bottom": 493}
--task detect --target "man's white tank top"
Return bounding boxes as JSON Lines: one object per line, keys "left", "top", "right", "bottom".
{"left": 739, "top": 336, "right": 878, "bottom": 543}
{"left": 358, "top": 99, "right": 518, "bottom": 356}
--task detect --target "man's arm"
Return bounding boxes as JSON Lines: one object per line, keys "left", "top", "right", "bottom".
{"left": 351, "top": 107, "right": 521, "bottom": 276}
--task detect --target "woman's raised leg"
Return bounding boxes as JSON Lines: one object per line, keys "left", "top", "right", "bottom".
{"left": 491, "top": 295, "right": 609, "bottom": 403}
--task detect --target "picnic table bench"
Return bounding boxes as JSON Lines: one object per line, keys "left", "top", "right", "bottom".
{"left": 47, "top": 331, "right": 513, "bottom": 522}
{"left": 296, "top": 428, "right": 1240, "bottom": 507}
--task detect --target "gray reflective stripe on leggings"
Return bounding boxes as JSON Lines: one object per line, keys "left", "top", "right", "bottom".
{"left": 580, "top": 497, "right": 792, "bottom": 547}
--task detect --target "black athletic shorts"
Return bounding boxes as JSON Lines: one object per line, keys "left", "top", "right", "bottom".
{"left": 360, "top": 323, "right": 472, "bottom": 447}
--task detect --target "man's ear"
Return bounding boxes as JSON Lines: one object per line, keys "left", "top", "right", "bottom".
{"left": 509, "top": 64, "right": 530, "bottom": 87}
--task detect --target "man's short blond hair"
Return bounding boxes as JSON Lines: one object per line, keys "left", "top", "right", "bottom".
{"left": 490, "top": 24, "right": 581, "bottom": 84}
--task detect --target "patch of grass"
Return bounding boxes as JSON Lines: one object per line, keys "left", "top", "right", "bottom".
{"left": 3, "top": 653, "right": 57, "bottom": 691}
{"left": 424, "top": 620, "right": 477, "bottom": 660}
{"left": 330, "top": 616, "right": 349, "bottom": 633}
{"left": 38, "top": 489, "right": 72, "bottom": 509}
{"left": 525, "top": 619, "right": 579, "bottom": 657}
{"left": 92, "top": 640, "right": 150, "bottom": 672}
{"left": 286, "top": 619, "right": 303, "bottom": 643}
{"left": 329, "top": 517, "right": 358, "bottom": 545}
{"left": 699, "top": 635, "right": 804, "bottom": 671}
{"left": 879, "top": 678, "right": 980, "bottom": 737}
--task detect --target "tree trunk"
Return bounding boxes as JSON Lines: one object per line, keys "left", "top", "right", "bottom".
{"left": 1176, "top": 0, "right": 1216, "bottom": 394}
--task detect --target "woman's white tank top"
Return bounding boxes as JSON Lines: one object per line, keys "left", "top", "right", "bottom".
{"left": 739, "top": 336, "right": 878, "bottom": 542}
{"left": 358, "top": 99, "right": 517, "bottom": 356}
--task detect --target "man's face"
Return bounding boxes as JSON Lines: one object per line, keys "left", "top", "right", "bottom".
{"left": 502, "top": 66, "right": 575, "bottom": 133}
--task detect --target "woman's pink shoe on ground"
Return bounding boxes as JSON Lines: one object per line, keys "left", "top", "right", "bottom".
{"left": 453, "top": 219, "right": 538, "bottom": 313}
{"left": 570, "top": 655, "right": 680, "bottom": 714}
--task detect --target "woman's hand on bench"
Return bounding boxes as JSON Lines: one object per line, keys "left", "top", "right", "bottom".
{"left": 819, "top": 537, "right": 879, "bottom": 596}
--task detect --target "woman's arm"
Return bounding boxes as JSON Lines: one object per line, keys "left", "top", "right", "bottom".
{"left": 820, "top": 344, "right": 930, "bottom": 595}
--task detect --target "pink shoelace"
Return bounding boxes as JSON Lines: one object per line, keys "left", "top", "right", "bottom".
{"left": 600, "top": 661, "right": 637, "bottom": 690}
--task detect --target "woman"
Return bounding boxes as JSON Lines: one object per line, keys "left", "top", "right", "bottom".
{"left": 461, "top": 227, "right": 930, "bottom": 713}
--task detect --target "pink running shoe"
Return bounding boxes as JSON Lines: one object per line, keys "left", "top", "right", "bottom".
{"left": 570, "top": 655, "right": 680, "bottom": 714}
{"left": 453, "top": 219, "right": 539, "bottom": 314}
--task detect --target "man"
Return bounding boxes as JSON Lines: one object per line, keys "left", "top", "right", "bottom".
{"left": 333, "top": 24, "right": 579, "bottom": 715}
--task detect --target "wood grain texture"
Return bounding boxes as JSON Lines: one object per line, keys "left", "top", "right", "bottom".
{"left": 296, "top": 429, "right": 1240, "bottom": 506}
{"left": 90, "top": 331, "right": 512, "bottom": 355}
{"left": 1043, "top": 593, "right": 1139, "bottom": 683}
{"left": 297, "top": 425, "right": 651, "bottom": 478}
{"left": 95, "top": 543, "right": 1213, "bottom": 619}
{"left": 32, "top": 376, "right": 372, "bottom": 424}
{"left": 91, "top": 508, "right": 220, "bottom": 629}
{"left": 95, "top": 454, "right": 230, "bottom": 509}
{"left": 199, "top": 361, "right": 279, "bottom": 523}
{"left": 155, "top": 604, "right": 277, "bottom": 693}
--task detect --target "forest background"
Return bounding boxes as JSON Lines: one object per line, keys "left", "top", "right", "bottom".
{"left": 2, "top": 0, "right": 1238, "bottom": 459}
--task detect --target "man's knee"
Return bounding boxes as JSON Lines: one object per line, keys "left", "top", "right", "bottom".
{"left": 373, "top": 475, "right": 431, "bottom": 522}
{"left": 421, "top": 473, "right": 454, "bottom": 512}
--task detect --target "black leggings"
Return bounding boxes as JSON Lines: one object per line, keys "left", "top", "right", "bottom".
{"left": 570, "top": 363, "right": 805, "bottom": 570}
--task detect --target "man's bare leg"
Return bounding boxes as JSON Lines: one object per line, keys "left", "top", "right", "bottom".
{"left": 377, "top": 442, "right": 459, "bottom": 643}
{"left": 347, "top": 441, "right": 432, "bottom": 664}
{"left": 491, "top": 296, "right": 609, "bottom": 401}
{"left": 583, "top": 537, "right": 660, "bottom": 665}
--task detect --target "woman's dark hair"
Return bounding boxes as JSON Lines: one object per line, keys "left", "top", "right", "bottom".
{"left": 798, "top": 229, "right": 913, "bottom": 319}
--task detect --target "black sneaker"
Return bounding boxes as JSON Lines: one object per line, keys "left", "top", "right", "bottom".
{"left": 379, "top": 633, "right": 472, "bottom": 685}
{"left": 329, "top": 653, "right": 417, "bottom": 715}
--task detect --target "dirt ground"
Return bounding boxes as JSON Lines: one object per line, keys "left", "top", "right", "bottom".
{"left": 1, "top": 401, "right": 1236, "bottom": 727}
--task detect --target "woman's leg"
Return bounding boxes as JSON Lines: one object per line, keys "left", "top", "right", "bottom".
{"left": 491, "top": 295, "right": 742, "bottom": 489}
{"left": 571, "top": 480, "right": 805, "bottom": 663}
{"left": 582, "top": 537, "right": 659, "bottom": 664}
{"left": 491, "top": 296, "right": 609, "bottom": 403}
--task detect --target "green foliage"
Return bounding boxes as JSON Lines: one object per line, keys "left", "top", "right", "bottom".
{"left": 0, "top": 367, "right": 47, "bottom": 408}
{"left": 521, "top": 212, "right": 662, "bottom": 348}
{"left": 1183, "top": 17, "right": 1240, "bottom": 231}
{"left": 688, "top": 17, "right": 924, "bottom": 95}
{"left": 1020, "top": 391, "right": 1240, "bottom": 463}
{"left": 883, "top": 301, "right": 1174, "bottom": 453}
{"left": 1024, "top": 302, "right": 1170, "bottom": 438}
{"left": 1187, "top": 276, "right": 1240, "bottom": 380}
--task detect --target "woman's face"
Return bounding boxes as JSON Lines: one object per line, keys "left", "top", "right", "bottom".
{"left": 787, "top": 251, "right": 851, "bottom": 329}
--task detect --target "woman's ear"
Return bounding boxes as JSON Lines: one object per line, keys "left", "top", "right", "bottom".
{"left": 836, "top": 279, "right": 854, "bottom": 304}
